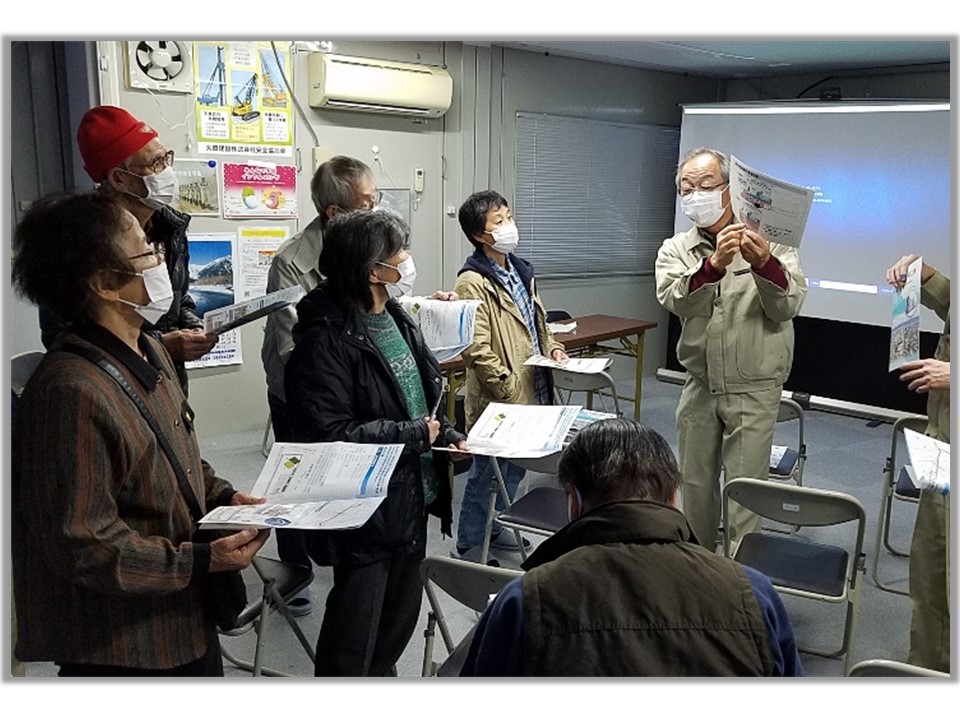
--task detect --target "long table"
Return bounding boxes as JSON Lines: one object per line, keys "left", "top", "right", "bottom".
{"left": 439, "top": 314, "right": 658, "bottom": 422}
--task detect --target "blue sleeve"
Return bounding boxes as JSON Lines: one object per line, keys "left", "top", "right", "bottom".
{"left": 745, "top": 566, "right": 804, "bottom": 676}
{"left": 460, "top": 576, "right": 525, "bottom": 676}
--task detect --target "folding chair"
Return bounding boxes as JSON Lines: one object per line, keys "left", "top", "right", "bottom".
{"left": 551, "top": 367, "right": 622, "bottom": 416}
{"left": 847, "top": 658, "right": 949, "bottom": 677}
{"left": 219, "top": 556, "right": 316, "bottom": 676}
{"left": 479, "top": 456, "right": 534, "bottom": 565}
{"left": 420, "top": 555, "right": 522, "bottom": 677}
{"left": 722, "top": 478, "right": 867, "bottom": 675}
{"left": 497, "top": 452, "right": 568, "bottom": 541}
{"left": 769, "top": 398, "right": 806, "bottom": 486}
{"left": 11, "top": 351, "right": 45, "bottom": 397}
{"left": 761, "top": 398, "right": 807, "bottom": 535}
{"left": 261, "top": 410, "right": 273, "bottom": 458}
{"left": 871, "top": 415, "right": 928, "bottom": 595}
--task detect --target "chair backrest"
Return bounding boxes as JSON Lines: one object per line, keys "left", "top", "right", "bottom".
{"left": 724, "top": 478, "right": 866, "bottom": 536}
{"left": 546, "top": 309, "right": 573, "bottom": 323}
{"left": 889, "top": 414, "right": 929, "bottom": 466}
{"left": 511, "top": 452, "right": 562, "bottom": 475}
{"left": 551, "top": 369, "right": 621, "bottom": 416}
{"left": 848, "top": 658, "right": 949, "bottom": 677}
{"left": 776, "top": 398, "right": 805, "bottom": 443}
{"left": 11, "top": 351, "right": 45, "bottom": 397}
{"left": 420, "top": 556, "right": 522, "bottom": 614}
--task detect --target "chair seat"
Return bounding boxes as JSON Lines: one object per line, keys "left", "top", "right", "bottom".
{"left": 736, "top": 533, "right": 848, "bottom": 598}
{"left": 234, "top": 558, "right": 313, "bottom": 628}
{"left": 769, "top": 448, "right": 799, "bottom": 477}
{"left": 497, "top": 487, "right": 568, "bottom": 535}
{"left": 894, "top": 465, "right": 921, "bottom": 500}
{"left": 436, "top": 624, "right": 479, "bottom": 677}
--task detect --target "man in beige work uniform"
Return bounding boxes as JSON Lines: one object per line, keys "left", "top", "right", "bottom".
{"left": 887, "top": 254, "right": 950, "bottom": 673}
{"left": 655, "top": 148, "right": 807, "bottom": 549}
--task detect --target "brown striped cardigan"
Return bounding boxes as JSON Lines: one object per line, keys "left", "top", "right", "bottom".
{"left": 12, "top": 323, "right": 235, "bottom": 670}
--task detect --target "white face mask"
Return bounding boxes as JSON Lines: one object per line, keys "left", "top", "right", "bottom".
{"left": 122, "top": 166, "right": 179, "bottom": 211}
{"left": 117, "top": 263, "right": 175, "bottom": 325}
{"left": 485, "top": 222, "right": 520, "bottom": 254}
{"left": 377, "top": 256, "right": 417, "bottom": 299}
{"left": 680, "top": 189, "right": 727, "bottom": 228}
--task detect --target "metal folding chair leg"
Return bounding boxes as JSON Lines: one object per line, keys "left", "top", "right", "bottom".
{"left": 220, "top": 557, "right": 316, "bottom": 676}
{"left": 479, "top": 459, "right": 527, "bottom": 566}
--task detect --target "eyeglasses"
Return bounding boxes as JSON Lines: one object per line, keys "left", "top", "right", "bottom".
{"left": 129, "top": 150, "right": 175, "bottom": 174}
{"left": 127, "top": 244, "right": 166, "bottom": 263}
{"left": 678, "top": 182, "right": 727, "bottom": 198}
{"left": 357, "top": 190, "right": 383, "bottom": 210}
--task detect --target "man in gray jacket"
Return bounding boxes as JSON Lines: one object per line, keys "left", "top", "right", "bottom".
{"left": 655, "top": 148, "right": 806, "bottom": 549}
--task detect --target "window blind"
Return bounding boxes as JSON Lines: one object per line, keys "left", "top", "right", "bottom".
{"left": 515, "top": 112, "right": 680, "bottom": 278}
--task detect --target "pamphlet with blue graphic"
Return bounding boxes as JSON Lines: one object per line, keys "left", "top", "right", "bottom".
{"left": 889, "top": 256, "right": 922, "bottom": 371}
{"left": 198, "top": 441, "right": 402, "bottom": 530}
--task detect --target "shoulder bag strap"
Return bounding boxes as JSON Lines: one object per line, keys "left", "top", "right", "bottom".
{"left": 60, "top": 344, "right": 204, "bottom": 522}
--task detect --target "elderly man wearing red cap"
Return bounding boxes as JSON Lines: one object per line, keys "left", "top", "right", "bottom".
{"left": 39, "top": 105, "right": 217, "bottom": 392}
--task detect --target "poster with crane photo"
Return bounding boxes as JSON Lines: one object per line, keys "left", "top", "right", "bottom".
{"left": 185, "top": 233, "right": 242, "bottom": 369}
{"left": 193, "top": 41, "right": 294, "bottom": 158}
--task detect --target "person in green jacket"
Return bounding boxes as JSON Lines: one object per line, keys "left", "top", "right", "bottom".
{"left": 887, "top": 254, "right": 950, "bottom": 673}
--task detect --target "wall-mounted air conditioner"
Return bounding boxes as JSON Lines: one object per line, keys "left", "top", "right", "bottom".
{"left": 307, "top": 53, "right": 453, "bottom": 118}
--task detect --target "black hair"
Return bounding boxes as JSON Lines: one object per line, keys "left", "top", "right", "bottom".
{"left": 317, "top": 209, "right": 410, "bottom": 311}
{"left": 12, "top": 191, "right": 135, "bottom": 323}
{"left": 558, "top": 418, "right": 682, "bottom": 506}
{"left": 457, "top": 190, "right": 509, "bottom": 250}
{"left": 311, "top": 156, "right": 373, "bottom": 226}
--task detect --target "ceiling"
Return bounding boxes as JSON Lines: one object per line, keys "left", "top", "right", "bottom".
{"left": 501, "top": 40, "right": 951, "bottom": 78}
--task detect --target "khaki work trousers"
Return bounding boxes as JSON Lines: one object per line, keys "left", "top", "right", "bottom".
{"left": 908, "top": 490, "right": 951, "bottom": 673}
{"left": 676, "top": 378, "right": 781, "bottom": 550}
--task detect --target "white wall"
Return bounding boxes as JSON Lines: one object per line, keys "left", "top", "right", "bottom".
{"left": 447, "top": 46, "right": 720, "bottom": 383}
{"left": 11, "top": 40, "right": 722, "bottom": 437}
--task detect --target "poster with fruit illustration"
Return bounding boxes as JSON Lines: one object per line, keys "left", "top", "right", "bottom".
{"left": 222, "top": 161, "right": 298, "bottom": 219}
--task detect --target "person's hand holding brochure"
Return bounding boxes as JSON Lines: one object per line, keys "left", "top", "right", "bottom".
{"left": 434, "top": 402, "right": 582, "bottom": 459}
{"left": 729, "top": 156, "right": 814, "bottom": 248}
{"left": 524, "top": 354, "right": 613, "bottom": 374}
{"left": 198, "top": 441, "right": 403, "bottom": 530}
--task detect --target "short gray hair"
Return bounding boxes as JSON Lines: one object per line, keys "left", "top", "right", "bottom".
{"left": 675, "top": 147, "right": 729, "bottom": 189}
{"left": 310, "top": 156, "right": 373, "bottom": 224}
{"left": 558, "top": 418, "right": 681, "bottom": 506}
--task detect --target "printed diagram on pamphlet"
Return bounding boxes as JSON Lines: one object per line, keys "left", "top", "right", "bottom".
{"left": 198, "top": 441, "right": 403, "bottom": 530}
{"left": 524, "top": 354, "right": 613, "bottom": 374}
{"left": 398, "top": 296, "right": 482, "bottom": 363}
{"left": 729, "top": 156, "right": 814, "bottom": 248}
{"left": 904, "top": 428, "right": 950, "bottom": 495}
{"left": 888, "top": 256, "right": 922, "bottom": 371}
{"left": 202, "top": 285, "right": 302, "bottom": 335}
{"left": 444, "top": 403, "right": 582, "bottom": 458}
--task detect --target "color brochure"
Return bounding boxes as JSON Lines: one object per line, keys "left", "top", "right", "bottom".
{"left": 202, "top": 285, "right": 302, "bottom": 335}
{"left": 398, "top": 295, "right": 482, "bottom": 363}
{"left": 904, "top": 428, "right": 950, "bottom": 495}
{"left": 436, "top": 402, "right": 582, "bottom": 459}
{"left": 729, "top": 155, "right": 814, "bottom": 248}
{"left": 888, "top": 256, "right": 922, "bottom": 371}
{"left": 198, "top": 441, "right": 403, "bottom": 530}
{"left": 524, "top": 354, "right": 613, "bottom": 374}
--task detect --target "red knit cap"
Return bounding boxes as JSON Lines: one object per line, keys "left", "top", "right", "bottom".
{"left": 77, "top": 105, "right": 159, "bottom": 183}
